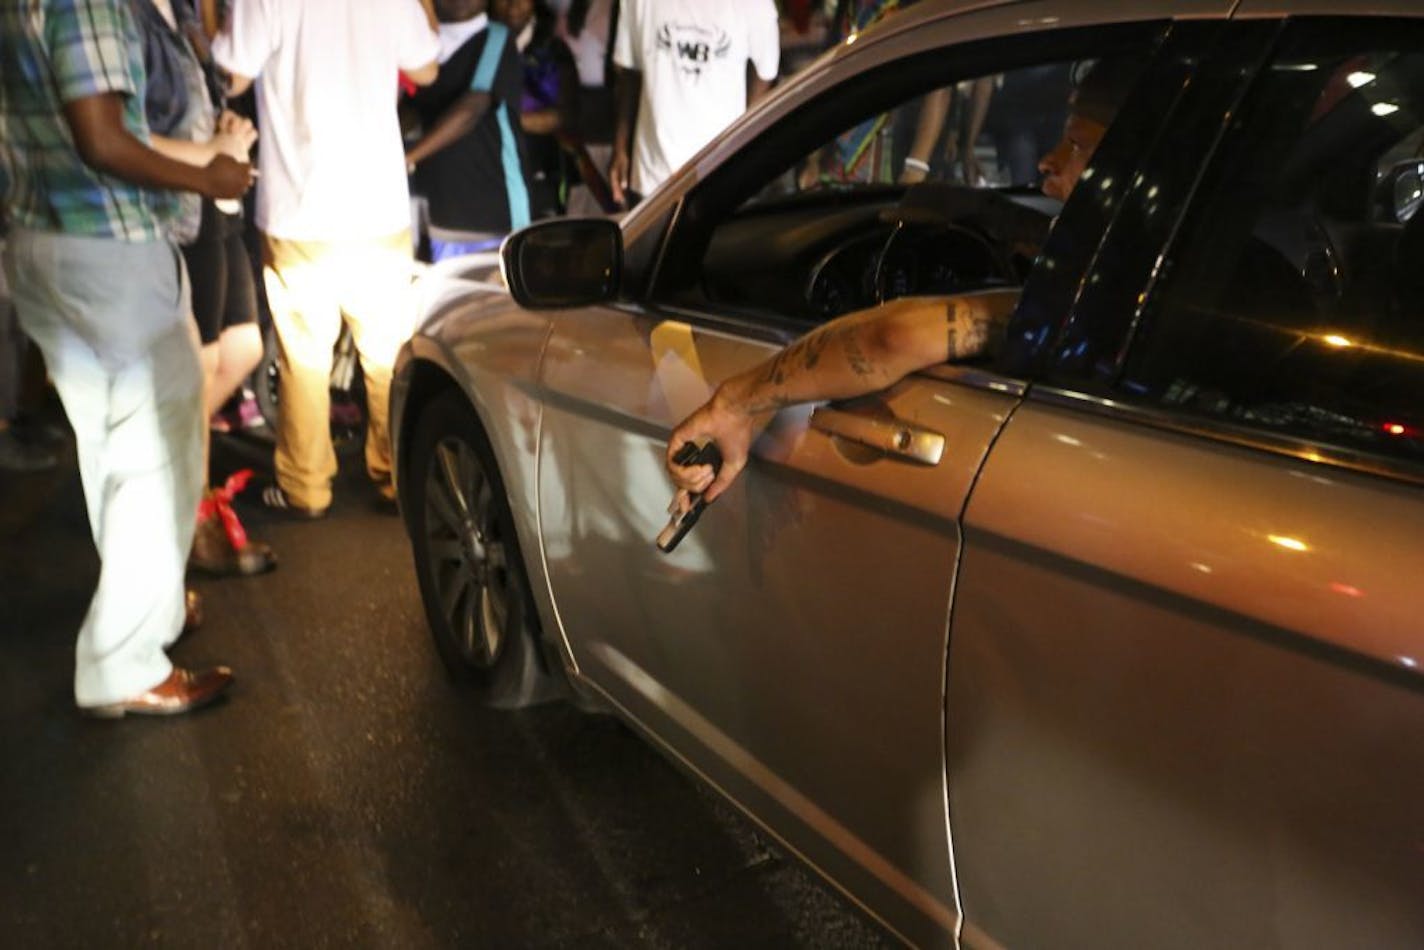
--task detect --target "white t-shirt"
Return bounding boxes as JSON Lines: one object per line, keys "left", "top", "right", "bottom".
{"left": 437, "top": 13, "right": 488, "bottom": 65}
{"left": 614, "top": 0, "right": 780, "bottom": 196}
{"left": 211, "top": 0, "right": 438, "bottom": 240}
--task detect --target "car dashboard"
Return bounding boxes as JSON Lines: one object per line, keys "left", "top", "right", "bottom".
{"left": 697, "top": 183, "right": 1059, "bottom": 324}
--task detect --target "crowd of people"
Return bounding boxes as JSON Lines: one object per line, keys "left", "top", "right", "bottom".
{"left": 0, "top": 0, "right": 807, "bottom": 718}
{"left": 1, "top": 0, "right": 1111, "bottom": 718}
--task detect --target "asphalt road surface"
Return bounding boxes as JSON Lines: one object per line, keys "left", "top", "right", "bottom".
{"left": 0, "top": 414, "right": 894, "bottom": 949}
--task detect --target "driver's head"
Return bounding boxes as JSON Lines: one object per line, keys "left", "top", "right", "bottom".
{"left": 1038, "top": 56, "right": 1138, "bottom": 202}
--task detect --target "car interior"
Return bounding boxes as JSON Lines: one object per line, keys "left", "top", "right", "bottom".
{"left": 697, "top": 182, "right": 1055, "bottom": 323}
{"left": 645, "top": 24, "right": 1171, "bottom": 338}
{"left": 1123, "top": 37, "right": 1424, "bottom": 464}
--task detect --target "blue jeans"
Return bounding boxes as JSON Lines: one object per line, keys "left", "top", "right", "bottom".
{"left": 430, "top": 235, "right": 504, "bottom": 262}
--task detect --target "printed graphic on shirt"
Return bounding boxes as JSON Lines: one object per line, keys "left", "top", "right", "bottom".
{"left": 655, "top": 21, "right": 731, "bottom": 81}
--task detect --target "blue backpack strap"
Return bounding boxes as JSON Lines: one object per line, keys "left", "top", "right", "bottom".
{"left": 471, "top": 22, "right": 509, "bottom": 93}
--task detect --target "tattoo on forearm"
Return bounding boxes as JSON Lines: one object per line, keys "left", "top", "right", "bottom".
{"left": 945, "top": 298, "right": 1008, "bottom": 360}
{"left": 839, "top": 325, "right": 874, "bottom": 377}
{"left": 757, "top": 317, "right": 877, "bottom": 387}
{"left": 751, "top": 318, "right": 881, "bottom": 412}
{"left": 761, "top": 323, "right": 835, "bottom": 387}
{"left": 761, "top": 347, "right": 795, "bottom": 387}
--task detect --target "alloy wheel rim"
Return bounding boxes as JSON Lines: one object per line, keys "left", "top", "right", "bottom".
{"left": 424, "top": 438, "right": 511, "bottom": 668}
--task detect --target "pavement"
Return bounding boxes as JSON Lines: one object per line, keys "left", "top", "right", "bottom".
{"left": 0, "top": 406, "right": 893, "bottom": 949}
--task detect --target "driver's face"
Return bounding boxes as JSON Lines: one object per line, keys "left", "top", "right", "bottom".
{"left": 1038, "top": 113, "right": 1108, "bottom": 202}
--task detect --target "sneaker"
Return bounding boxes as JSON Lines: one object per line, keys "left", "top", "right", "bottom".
{"left": 259, "top": 484, "right": 328, "bottom": 520}
{"left": 0, "top": 428, "right": 57, "bottom": 472}
{"left": 211, "top": 389, "right": 264, "bottom": 433}
{"left": 371, "top": 479, "right": 399, "bottom": 514}
{"left": 233, "top": 390, "right": 264, "bottom": 429}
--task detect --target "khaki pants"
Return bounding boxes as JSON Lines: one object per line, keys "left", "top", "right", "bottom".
{"left": 261, "top": 229, "right": 414, "bottom": 511}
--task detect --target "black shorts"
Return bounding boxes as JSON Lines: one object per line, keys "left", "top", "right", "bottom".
{"left": 181, "top": 199, "right": 258, "bottom": 345}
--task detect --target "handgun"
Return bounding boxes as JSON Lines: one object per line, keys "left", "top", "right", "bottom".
{"left": 655, "top": 441, "right": 723, "bottom": 554}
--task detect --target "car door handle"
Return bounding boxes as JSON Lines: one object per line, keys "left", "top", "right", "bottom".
{"left": 809, "top": 406, "right": 945, "bottom": 465}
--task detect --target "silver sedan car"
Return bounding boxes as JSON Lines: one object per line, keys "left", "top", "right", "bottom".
{"left": 392, "top": 1, "right": 1424, "bottom": 946}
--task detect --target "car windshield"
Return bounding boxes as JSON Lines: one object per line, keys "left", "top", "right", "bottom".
{"left": 747, "top": 60, "right": 1084, "bottom": 209}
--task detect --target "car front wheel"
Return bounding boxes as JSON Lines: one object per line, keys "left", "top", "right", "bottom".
{"left": 407, "top": 391, "right": 562, "bottom": 708}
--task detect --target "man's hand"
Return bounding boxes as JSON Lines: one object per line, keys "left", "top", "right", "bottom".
{"left": 662, "top": 291, "right": 1021, "bottom": 509}
{"left": 202, "top": 154, "right": 255, "bottom": 200}
{"left": 212, "top": 109, "right": 257, "bottom": 161}
{"left": 666, "top": 390, "right": 764, "bottom": 509}
{"left": 610, "top": 66, "right": 641, "bottom": 208}
{"left": 65, "top": 92, "right": 254, "bottom": 200}
{"left": 608, "top": 148, "right": 631, "bottom": 208}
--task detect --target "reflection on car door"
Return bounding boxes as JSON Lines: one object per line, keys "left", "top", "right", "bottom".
{"left": 535, "top": 306, "right": 1019, "bottom": 947}
{"left": 948, "top": 16, "right": 1424, "bottom": 944}
{"left": 949, "top": 402, "right": 1424, "bottom": 948}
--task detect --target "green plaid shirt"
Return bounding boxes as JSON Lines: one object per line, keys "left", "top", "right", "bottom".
{"left": 0, "top": 0, "right": 175, "bottom": 240}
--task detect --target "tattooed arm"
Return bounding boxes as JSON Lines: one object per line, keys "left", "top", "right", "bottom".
{"left": 666, "top": 290, "right": 1017, "bottom": 503}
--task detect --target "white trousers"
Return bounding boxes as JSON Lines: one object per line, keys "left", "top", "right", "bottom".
{"left": 3, "top": 230, "right": 203, "bottom": 707}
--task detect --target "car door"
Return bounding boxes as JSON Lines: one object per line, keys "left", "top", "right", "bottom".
{"left": 948, "top": 15, "right": 1424, "bottom": 948}
{"left": 533, "top": 11, "right": 1218, "bottom": 945}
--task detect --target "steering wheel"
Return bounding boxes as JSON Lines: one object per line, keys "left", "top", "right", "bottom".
{"left": 871, "top": 216, "right": 1016, "bottom": 305}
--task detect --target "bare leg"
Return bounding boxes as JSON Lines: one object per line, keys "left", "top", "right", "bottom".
{"left": 207, "top": 322, "right": 262, "bottom": 416}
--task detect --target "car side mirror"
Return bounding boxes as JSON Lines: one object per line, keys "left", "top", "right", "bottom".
{"left": 500, "top": 218, "right": 623, "bottom": 309}
{"left": 1379, "top": 160, "right": 1424, "bottom": 224}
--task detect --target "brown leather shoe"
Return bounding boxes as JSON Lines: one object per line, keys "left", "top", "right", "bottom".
{"left": 80, "top": 666, "right": 234, "bottom": 719}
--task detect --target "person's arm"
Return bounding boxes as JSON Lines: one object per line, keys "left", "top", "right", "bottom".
{"left": 748, "top": 70, "right": 773, "bottom": 108}
{"left": 150, "top": 109, "right": 257, "bottom": 167}
{"left": 197, "top": 0, "right": 221, "bottom": 42}
{"left": 400, "top": 0, "right": 441, "bottom": 86}
{"left": 209, "top": 0, "right": 276, "bottom": 98}
{"left": 962, "top": 76, "right": 994, "bottom": 185}
{"left": 521, "top": 107, "right": 561, "bottom": 136}
{"left": 666, "top": 292, "right": 1017, "bottom": 502}
{"left": 64, "top": 93, "right": 253, "bottom": 199}
{"left": 608, "top": 64, "right": 640, "bottom": 206}
{"left": 899, "top": 86, "right": 950, "bottom": 185}
{"left": 409, "top": 19, "right": 516, "bottom": 169}
{"left": 179, "top": 3, "right": 213, "bottom": 64}
{"left": 149, "top": 134, "right": 219, "bottom": 167}
{"left": 746, "top": 0, "right": 780, "bottom": 107}
{"left": 405, "top": 91, "right": 494, "bottom": 168}
{"left": 403, "top": 59, "right": 439, "bottom": 88}
{"left": 224, "top": 71, "right": 253, "bottom": 97}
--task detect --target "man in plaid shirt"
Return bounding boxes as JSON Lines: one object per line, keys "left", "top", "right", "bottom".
{"left": 1, "top": 0, "right": 253, "bottom": 717}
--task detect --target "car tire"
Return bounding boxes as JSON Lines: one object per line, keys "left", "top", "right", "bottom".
{"left": 406, "top": 390, "right": 565, "bottom": 708}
